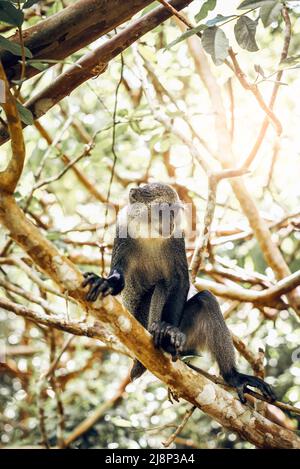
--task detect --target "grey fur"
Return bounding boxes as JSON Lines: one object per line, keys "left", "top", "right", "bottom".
{"left": 83, "top": 183, "right": 276, "bottom": 402}
{"left": 110, "top": 183, "right": 238, "bottom": 379}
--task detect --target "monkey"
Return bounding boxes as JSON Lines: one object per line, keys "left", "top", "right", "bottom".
{"left": 82, "top": 182, "right": 276, "bottom": 404}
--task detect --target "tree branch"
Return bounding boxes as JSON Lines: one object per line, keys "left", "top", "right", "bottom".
{"left": 0, "top": 62, "right": 25, "bottom": 193}
{"left": 1, "top": 0, "right": 154, "bottom": 83}
{"left": 0, "top": 0, "right": 194, "bottom": 146}
{"left": 241, "top": 6, "right": 291, "bottom": 169}
{"left": 0, "top": 194, "right": 299, "bottom": 448}
{"left": 175, "top": 16, "right": 300, "bottom": 315}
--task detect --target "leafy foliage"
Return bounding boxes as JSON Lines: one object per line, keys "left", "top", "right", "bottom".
{"left": 201, "top": 26, "right": 229, "bottom": 65}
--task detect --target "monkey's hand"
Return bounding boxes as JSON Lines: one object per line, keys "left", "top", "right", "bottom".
{"left": 150, "top": 321, "right": 186, "bottom": 361}
{"left": 82, "top": 270, "right": 124, "bottom": 302}
{"left": 224, "top": 369, "right": 276, "bottom": 404}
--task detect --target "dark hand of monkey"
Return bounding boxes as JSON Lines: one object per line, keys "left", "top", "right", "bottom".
{"left": 150, "top": 321, "right": 186, "bottom": 361}
{"left": 224, "top": 369, "right": 276, "bottom": 404}
{"left": 82, "top": 270, "right": 124, "bottom": 302}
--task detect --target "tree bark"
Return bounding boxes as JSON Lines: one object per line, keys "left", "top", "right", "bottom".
{"left": 0, "top": 0, "right": 193, "bottom": 144}
{"left": 0, "top": 193, "right": 299, "bottom": 449}
{"left": 1, "top": 0, "right": 154, "bottom": 82}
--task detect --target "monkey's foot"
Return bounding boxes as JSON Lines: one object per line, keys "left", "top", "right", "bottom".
{"left": 150, "top": 321, "right": 186, "bottom": 361}
{"left": 82, "top": 272, "right": 113, "bottom": 301}
{"left": 130, "top": 359, "right": 146, "bottom": 381}
{"left": 224, "top": 369, "right": 276, "bottom": 404}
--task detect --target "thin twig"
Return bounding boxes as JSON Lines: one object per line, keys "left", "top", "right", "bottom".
{"left": 190, "top": 169, "right": 249, "bottom": 282}
{"left": 228, "top": 48, "right": 282, "bottom": 136}
{"left": 33, "top": 139, "right": 96, "bottom": 190}
{"left": 241, "top": 6, "right": 291, "bottom": 169}
{"left": 103, "top": 51, "right": 124, "bottom": 234}
{"left": 162, "top": 406, "right": 196, "bottom": 448}
{"left": 159, "top": 0, "right": 282, "bottom": 135}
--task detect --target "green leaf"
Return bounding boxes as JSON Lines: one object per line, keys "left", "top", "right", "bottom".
{"left": 27, "top": 61, "right": 48, "bottom": 71}
{"left": 254, "top": 63, "right": 266, "bottom": 77}
{"left": 206, "top": 14, "right": 236, "bottom": 27}
{"left": 0, "top": 34, "right": 32, "bottom": 57}
{"left": 16, "top": 101, "right": 34, "bottom": 125}
{"left": 47, "top": 231, "right": 62, "bottom": 241}
{"left": 201, "top": 26, "right": 229, "bottom": 65}
{"left": 166, "top": 24, "right": 207, "bottom": 49}
{"left": 259, "top": 1, "right": 282, "bottom": 27}
{"left": 238, "top": 0, "right": 277, "bottom": 10}
{"left": 194, "top": 0, "right": 217, "bottom": 23}
{"left": 0, "top": 1, "right": 24, "bottom": 27}
{"left": 234, "top": 16, "right": 259, "bottom": 52}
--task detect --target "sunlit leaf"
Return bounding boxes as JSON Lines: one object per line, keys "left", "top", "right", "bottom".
{"left": 194, "top": 0, "right": 217, "bottom": 23}
{"left": 201, "top": 26, "right": 229, "bottom": 65}
{"left": 206, "top": 14, "right": 236, "bottom": 27}
{"left": 259, "top": 1, "right": 282, "bottom": 27}
{"left": 16, "top": 101, "right": 34, "bottom": 125}
{"left": 0, "top": 34, "right": 32, "bottom": 57}
{"left": 234, "top": 16, "right": 259, "bottom": 51}
{"left": 254, "top": 63, "right": 266, "bottom": 77}
{"left": 238, "top": 0, "right": 277, "bottom": 9}
{"left": 166, "top": 24, "right": 206, "bottom": 49}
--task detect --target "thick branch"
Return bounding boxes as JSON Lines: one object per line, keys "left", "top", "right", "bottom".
{"left": 0, "top": 62, "right": 25, "bottom": 193}
{"left": 0, "top": 194, "right": 299, "bottom": 448}
{"left": 0, "top": 296, "right": 130, "bottom": 357}
{"left": 0, "top": 0, "right": 193, "bottom": 145}
{"left": 1, "top": 0, "right": 154, "bottom": 83}
{"left": 194, "top": 274, "right": 300, "bottom": 309}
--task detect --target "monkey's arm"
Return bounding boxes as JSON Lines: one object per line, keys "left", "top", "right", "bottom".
{"left": 149, "top": 238, "right": 190, "bottom": 357}
{"left": 83, "top": 236, "right": 128, "bottom": 301}
{"left": 148, "top": 283, "right": 167, "bottom": 327}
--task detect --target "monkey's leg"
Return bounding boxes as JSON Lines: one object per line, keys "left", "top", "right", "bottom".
{"left": 128, "top": 290, "right": 153, "bottom": 382}
{"left": 179, "top": 290, "right": 276, "bottom": 404}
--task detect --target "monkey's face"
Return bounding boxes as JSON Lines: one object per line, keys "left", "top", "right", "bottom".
{"left": 124, "top": 183, "right": 184, "bottom": 239}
